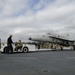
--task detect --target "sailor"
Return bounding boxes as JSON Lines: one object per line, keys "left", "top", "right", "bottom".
{"left": 7, "top": 35, "right": 13, "bottom": 53}
{"left": 15, "top": 40, "right": 23, "bottom": 51}
{"left": 18, "top": 40, "right": 23, "bottom": 50}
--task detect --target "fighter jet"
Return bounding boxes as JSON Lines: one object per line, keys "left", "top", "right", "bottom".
{"left": 28, "top": 33, "right": 75, "bottom": 50}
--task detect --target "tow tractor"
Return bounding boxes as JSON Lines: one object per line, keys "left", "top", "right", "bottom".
{"left": 0, "top": 43, "right": 29, "bottom": 53}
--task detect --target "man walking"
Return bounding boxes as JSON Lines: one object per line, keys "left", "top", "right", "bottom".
{"left": 7, "top": 35, "right": 13, "bottom": 54}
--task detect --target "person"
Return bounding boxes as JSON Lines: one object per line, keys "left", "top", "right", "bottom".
{"left": 15, "top": 40, "right": 23, "bottom": 51}
{"left": 7, "top": 35, "right": 13, "bottom": 53}
{"left": 18, "top": 40, "right": 23, "bottom": 48}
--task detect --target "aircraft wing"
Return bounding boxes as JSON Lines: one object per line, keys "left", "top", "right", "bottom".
{"left": 48, "top": 35, "right": 74, "bottom": 42}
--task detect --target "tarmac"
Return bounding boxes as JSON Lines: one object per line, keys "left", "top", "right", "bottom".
{"left": 0, "top": 50, "right": 75, "bottom": 75}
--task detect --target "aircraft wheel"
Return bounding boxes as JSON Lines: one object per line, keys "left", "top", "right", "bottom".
{"left": 23, "top": 47, "right": 29, "bottom": 53}
{"left": 61, "top": 47, "right": 63, "bottom": 50}
{"left": 73, "top": 46, "right": 75, "bottom": 50}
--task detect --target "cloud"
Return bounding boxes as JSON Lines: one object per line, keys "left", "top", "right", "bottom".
{"left": 0, "top": 0, "right": 29, "bottom": 18}
{"left": 0, "top": 0, "right": 75, "bottom": 42}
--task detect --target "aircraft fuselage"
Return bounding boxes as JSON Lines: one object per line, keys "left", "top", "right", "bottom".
{"left": 29, "top": 35, "right": 74, "bottom": 46}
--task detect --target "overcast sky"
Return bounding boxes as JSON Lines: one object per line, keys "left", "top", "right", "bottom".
{"left": 0, "top": 0, "right": 75, "bottom": 42}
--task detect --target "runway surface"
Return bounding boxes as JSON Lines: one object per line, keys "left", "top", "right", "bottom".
{"left": 0, "top": 50, "right": 75, "bottom": 75}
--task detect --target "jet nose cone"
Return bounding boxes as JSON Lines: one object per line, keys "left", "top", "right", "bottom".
{"left": 28, "top": 37, "right": 32, "bottom": 40}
